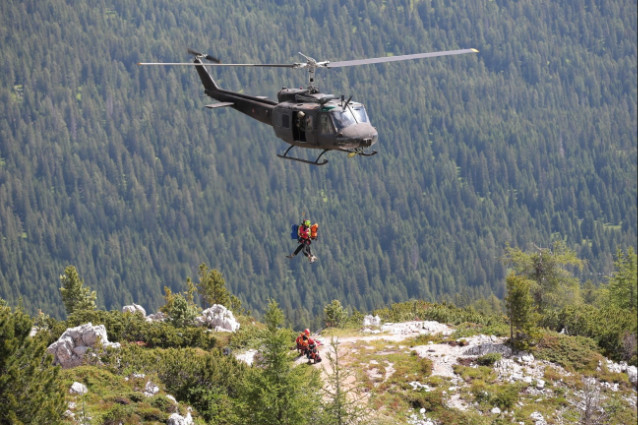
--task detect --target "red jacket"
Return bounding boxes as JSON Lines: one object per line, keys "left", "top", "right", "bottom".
{"left": 298, "top": 225, "right": 310, "bottom": 240}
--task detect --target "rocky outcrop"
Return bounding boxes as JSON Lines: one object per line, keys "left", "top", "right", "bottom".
{"left": 196, "top": 304, "right": 240, "bottom": 332}
{"left": 47, "top": 323, "right": 120, "bottom": 368}
{"left": 363, "top": 314, "right": 382, "bottom": 328}
{"left": 599, "top": 359, "right": 638, "bottom": 386}
{"left": 69, "top": 382, "right": 88, "bottom": 395}
{"left": 122, "top": 303, "right": 146, "bottom": 316}
{"left": 461, "top": 335, "right": 512, "bottom": 356}
{"left": 168, "top": 410, "right": 193, "bottom": 425}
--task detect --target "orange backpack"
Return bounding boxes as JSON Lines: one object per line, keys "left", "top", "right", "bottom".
{"left": 310, "top": 223, "right": 318, "bottom": 239}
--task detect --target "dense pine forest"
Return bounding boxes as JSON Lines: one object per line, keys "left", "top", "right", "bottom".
{"left": 0, "top": 0, "right": 636, "bottom": 323}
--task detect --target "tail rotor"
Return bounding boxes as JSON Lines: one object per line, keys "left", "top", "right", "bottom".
{"left": 187, "top": 48, "right": 221, "bottom": 64}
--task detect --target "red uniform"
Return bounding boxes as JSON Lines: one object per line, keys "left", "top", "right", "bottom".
{"left": 306, "top": 338, "right": 321, "bottom": 364}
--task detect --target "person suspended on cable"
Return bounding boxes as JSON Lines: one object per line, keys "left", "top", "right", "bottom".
{"left": 287, "top": 219, "right": 318, "bottom": 263}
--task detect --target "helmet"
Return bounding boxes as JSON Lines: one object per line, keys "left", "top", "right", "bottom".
{"left": 298, "top": 111, "right": 305, "bottom": 118}
{"left": 304, "top": 328, "right": 310, "bottom": 336}
{"left": 304, "top": 220, "right": 311, "bottom": 227}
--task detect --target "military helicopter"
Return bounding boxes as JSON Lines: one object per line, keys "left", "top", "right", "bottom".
{"left": 139, "top": 47, "right": 478, "bottom": 165}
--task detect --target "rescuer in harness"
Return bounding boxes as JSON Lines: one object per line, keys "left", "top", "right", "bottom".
{"left": 287, "top": 219, "right": 318, "bottom": 263}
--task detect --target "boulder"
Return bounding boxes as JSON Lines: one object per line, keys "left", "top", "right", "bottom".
{"left": 146, "top": 311, "right": 167, "bottom": 322}
{"left": 627, "top": 365, "right": 637, "bottom": 385}
{"left": 197, "top": 305, "right": 240, "bottom": 332}
{"left": 363, "top": 314, "right": 382, "bottom": 327}
{"left": 47, "top": 323, "right": 120, "bottom": 368}
{"left": 123, "top": 304, "right": 146, "bottom": 317}
{"left": 144, "top": 380, "right": 160, "bottom": 397}
{"left": 168, "top": 410, "right": 193, "bottom": 425}
{"left": 530, "top": 411, "right": 547, "bottom": 425}
{"left": 69, "top": 382, "right": 88, "bottom": 395}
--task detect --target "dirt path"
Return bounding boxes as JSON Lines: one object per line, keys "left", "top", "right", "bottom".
{"left": 310, "top": 321, "right": 508, "bottom": 413}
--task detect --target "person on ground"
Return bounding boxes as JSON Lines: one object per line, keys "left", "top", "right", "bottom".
{"left": 295, "top": 328, "right": 311, "bottom": 355}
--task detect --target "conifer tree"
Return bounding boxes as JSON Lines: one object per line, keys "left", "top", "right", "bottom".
{"left": 160, "top": 283, "right": 200, "bottom": 328}
{"left": 59, "top": 265, "right": 96, "bottom": 317}
{"left": 0, "top": 303, "right": 66, "bottom": 424}
{"left": 320, "top": 337, "right": 371, "bottom": 425}
{"left": 195, "top": 263, "right": 245, "bottom": 315}
{"left": 504, "top": 273, "right": 537, "bottom": 350}
{"left": 196, "top": 263, "right": 231, "bottom": 309}
{"left": 503, "top": 241, "right": 583, "bottom": 316}
{"left": 324, "top": 300, "right": 348, "bottom": 328}
{"left": 239, "top": 300, "right": 321, "bottom": 425}
{"left": 606, "top": 247, "right": 637, "bottom": 312}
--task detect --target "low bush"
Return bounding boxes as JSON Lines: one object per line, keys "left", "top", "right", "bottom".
{"left": 533, "top": 332, "right": 601, "bottom": 372}
{"left": 476, "top": 352, "right": 502, "bottom": 366}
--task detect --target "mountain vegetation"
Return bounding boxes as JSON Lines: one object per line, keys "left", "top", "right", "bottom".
{"left": 0, "top": 0, "right": 636, "bottom": 329}
{"left": 0, "top": 250, "right": 635, "bottom": 424}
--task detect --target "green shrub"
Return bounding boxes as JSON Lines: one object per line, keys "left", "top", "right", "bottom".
{"left": 533, "top": 332, "right": 601, "bottom": 372}
{"left": 229, "top": 318, "right": 264, "bottom": 349}
{"left": 476, "top": 352, "right": 502, "bottom": 366}
{"left": 128, "top": 392, "right": 145, "bottom": 403}
{"left": 419, "top": 357, "right": 434, "bottom": 376}
{"left": 407, "top": 389, "right": 444, "bottom": 410}
{"left": 492, "top": 383, "right": 522, "bottom": 409}
{"left": 101, "top": 403, "right": 136, "bottom": 425}
{"left": 471, "top": 381, "right": 522, "bottom": 410}
{"left": 138, "top": 406, "right": 166, "bottom": 422}
{"left": 453, "top": 365, "right": 496, "bottom": 383}
{"left": 470, "top": 380, "right": 491, "bottom": 405}
{"left": 150, "top": 395, "right": 177, "bottom": 413}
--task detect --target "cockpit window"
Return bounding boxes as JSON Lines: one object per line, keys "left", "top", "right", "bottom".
{"left": 351, "top": 106, "right": 369, "bottom": 123}
{"left": 331, "top": 109, "right": 357, "bottom": 130}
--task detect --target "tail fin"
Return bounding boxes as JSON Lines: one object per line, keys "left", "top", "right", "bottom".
{"left": 193, "top": 58, "right": 220, "bottom": 93}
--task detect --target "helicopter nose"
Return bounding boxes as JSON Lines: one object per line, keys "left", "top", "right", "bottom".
{"left": 339, "top": 123, "right": 378, "bottom": 148}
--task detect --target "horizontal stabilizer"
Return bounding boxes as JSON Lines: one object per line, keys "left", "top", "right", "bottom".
{"left": 205, "top": 102, "right": 234, "bottom": 109}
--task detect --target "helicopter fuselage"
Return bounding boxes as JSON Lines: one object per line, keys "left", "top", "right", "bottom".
{"left": 194, "top": 58, "right": 378, "bottom": 164}
{"left": 272, "top": 88, "right": 378, "bottom": 151}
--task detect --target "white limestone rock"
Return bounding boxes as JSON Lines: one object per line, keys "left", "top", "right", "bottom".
{"left": 168, "top": 410, "right": 193, "bottom": 425}
{"left": 69, "top": 382, "right": 88, "bottom": 395}
{"left": 197, "top": 304, "right": 240, "bottom": 332}
{"left": 363, "top": 314, "right": 382, "bottom": 327}
{"left": 627, "top": 365, "right": 637, "bottom": 385}
{"left": 144, "top": 380, "right": 160, "bottom": 397}
{"left": 123, "top": 304, "right": 146, "bottom": 317}
{"left": 146, "top": 311, "right": 167, "bottom": 322}
{"left": 47, "top": 323, "right": 120, "bottom": 368}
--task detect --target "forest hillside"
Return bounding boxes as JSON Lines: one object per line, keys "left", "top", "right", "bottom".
{"left": 0, "top": 0, "right": 636, "bottom": 323}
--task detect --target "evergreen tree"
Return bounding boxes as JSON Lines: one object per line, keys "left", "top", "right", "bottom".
{"left": 239, "top": 300, "right": 321, "bottom": 425}
{"left": 324, "top": 300, "right": 348, "bottom": 328}
{"left": 160, "top": 284, "right": 200, "bottom": 328}
{"left": 0, "top": 303, "right": 66, "bottom": 424}
{"left": 504, "top": 273, "right": 537, "bottom": 350}
{"left": 503, "top": 241, "right": 583, "bottom": 318}
{"left": 196, "top": 263, "right": 231, "bottom": 309}
{"left": 320, "top": 337, "right": 371, "bottom": 425}
{"left": 59, "top": 265, "right": 96, "bottom": 317}
{"left": 606, "top": 247, "right": 637, "bottom": 312}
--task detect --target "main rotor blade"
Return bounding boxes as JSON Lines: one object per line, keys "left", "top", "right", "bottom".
{"left": 138, "top": 62, "right": 297, "bottom": 68}
{"left": 325, "top": 48, "right": 478, "bottom": 68}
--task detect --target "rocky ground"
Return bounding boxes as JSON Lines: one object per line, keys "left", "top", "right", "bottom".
{"left": 299, "top": 319, "right": 638, "bottom": 425}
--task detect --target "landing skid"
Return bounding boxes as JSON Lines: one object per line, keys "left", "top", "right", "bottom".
{"left": 277, "top": 145, "right": 329, "bottom": 166}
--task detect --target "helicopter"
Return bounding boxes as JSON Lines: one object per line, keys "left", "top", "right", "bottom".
{"left": 139, "top": 47, "right": 478, "bottom": 165}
